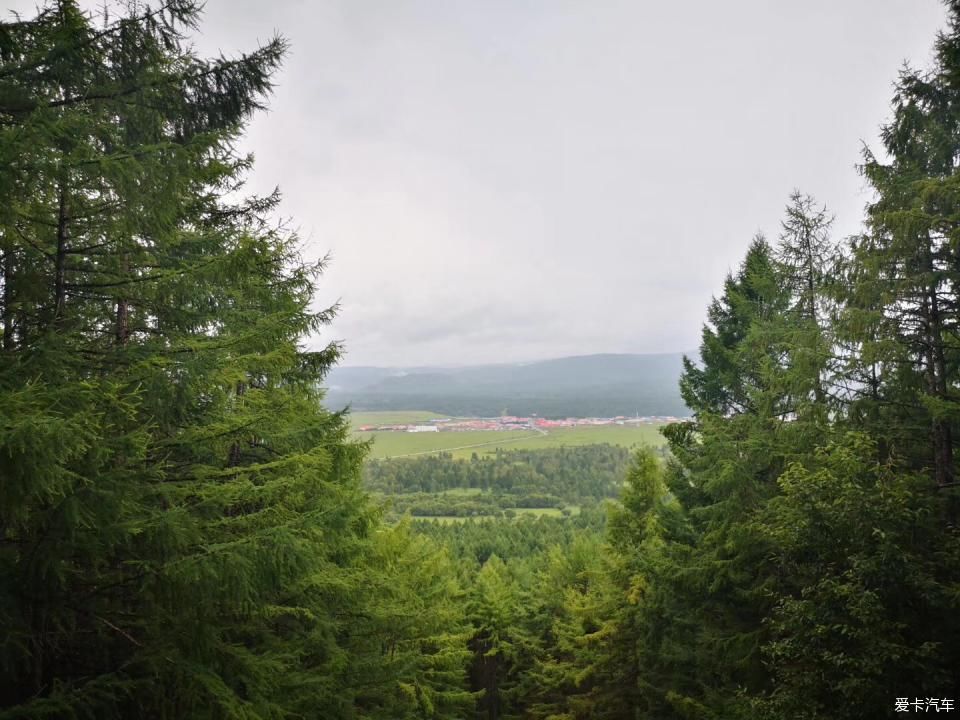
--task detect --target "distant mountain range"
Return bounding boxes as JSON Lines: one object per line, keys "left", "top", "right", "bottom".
{"left": 323, "top": 353, "right": 690, "bottom": 419}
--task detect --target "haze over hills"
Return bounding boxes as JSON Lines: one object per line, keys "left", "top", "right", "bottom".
{"left": 324, "top": 353, "right": 691, "bottom": 418}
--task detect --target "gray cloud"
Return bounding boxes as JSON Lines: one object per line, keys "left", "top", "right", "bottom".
{"left": 6, "top": 0, "right": 947, "bottom": 365}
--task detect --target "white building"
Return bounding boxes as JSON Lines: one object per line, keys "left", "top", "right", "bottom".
{"left": 408, "top": 425, "right": 439, "bottom": 433}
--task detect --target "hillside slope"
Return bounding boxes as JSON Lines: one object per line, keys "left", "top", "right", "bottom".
{"left": 325, "top": 353, "right": 690, "bottom": 418}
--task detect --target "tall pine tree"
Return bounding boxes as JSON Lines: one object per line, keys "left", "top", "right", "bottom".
{"left": 0, "top": 3, "right": 440, "bottom": 717}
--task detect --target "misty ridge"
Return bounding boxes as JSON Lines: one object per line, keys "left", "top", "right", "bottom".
{"left": 326, "top": 352, "right": 691, "bottom": 417}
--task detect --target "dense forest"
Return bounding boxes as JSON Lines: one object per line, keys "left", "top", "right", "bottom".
{"left": 365, "top": 446, "right": 634, "bottom": 518}
{"left": 2, "top": 1, "right": 960, "bottom": 719}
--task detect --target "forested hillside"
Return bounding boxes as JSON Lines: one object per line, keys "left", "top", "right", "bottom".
{"left": 2, "top": 2, "right": 960, "bottom": 720}
{"left": 325, "top": 353, "right": 690, "bottom": 418}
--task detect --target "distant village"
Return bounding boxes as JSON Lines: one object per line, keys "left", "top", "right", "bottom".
{"left": 357, "top": 415, "right": 687, "bottom": 433}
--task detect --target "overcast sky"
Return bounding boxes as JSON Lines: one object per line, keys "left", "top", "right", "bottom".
{"left": 8, "top": 1, "right": 950, "bottom": 366}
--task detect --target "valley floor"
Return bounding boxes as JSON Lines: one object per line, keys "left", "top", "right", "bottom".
{"left": 352, "top": 410, "right": 669, "bottom": 459}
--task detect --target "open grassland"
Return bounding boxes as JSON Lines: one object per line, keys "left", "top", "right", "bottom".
{"left": 411, "top": 506, "right": 581, "bottom": 524}
{"left": 357, "top": 429, "right": 542, "bottom": 459}
{"left": 513, "top": 506, "right": 581, "bottom": 517}
{"left": 356, "top": 423, "right": 667, "bottom": 459}
{"left": 349, "top": 410, "right": 446, "bottom": 427}
{"left": 525, "top": 425, "right": 666, "bottom": 450}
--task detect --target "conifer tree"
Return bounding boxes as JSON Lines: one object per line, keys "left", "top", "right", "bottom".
{"left": 346, "top": 520, "right": 475, "bottom": 719}
{"left": 755, "top": 434, "right": 960, "bottom": 719}
{"left": 678, "top": 235, "right": 786, "bottom": 417}
{"left": 0, "top": 3, "right": 408, "bottom": 717}
{"left": 601, "top": 449, "right": 694, "bottom": 720}
{"left": 774, "top": 192, "right": 834, "bottom": 326}
{"left": 844, "top": 0, "right": 960, "bottom": 487}
{"left": 466, "top": 555, "right": 533, "bottom": 720}
{"left": 652, "top": 224, "right": 836, "bottom": 717}
{"left": 518, "top": 534, "right": 608, "bottom": 720}
{"left": 772, "top": 191, "right": 836, "bottom": 414}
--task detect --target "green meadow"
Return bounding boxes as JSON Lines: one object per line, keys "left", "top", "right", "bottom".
{"left": 349, "top": 410, "right": 447, "bottom": 427}
{"left": 354, "top": 422, "right": 667, "bottom": 459}
{"left": 356, "top": 429, "right": 542, "bottom": 459}
{"left": 410, "top": 506, "right": 582, "bottom": 524}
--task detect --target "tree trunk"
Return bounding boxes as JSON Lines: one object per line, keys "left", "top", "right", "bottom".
{"left": 2, "top": 239, "right": 12, "bottom": 351}
{"left": 115, "top": 253, "right": 129, "bottom": 344}
{"left": 228, "top": 380, "right": 247, "bottom": 467}
{"left": 922, "top": 242, "right": 954, "bottom": 487}
{"left": 54, "top": 183, "right": 68, "bottom": 323}
{"left": 929, "top": 297, "right": 954, "bottom": 487}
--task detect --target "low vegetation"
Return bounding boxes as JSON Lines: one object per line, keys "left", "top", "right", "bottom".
{"left": 357, "top": 423, "right": 667, "bottom": 459}
{"left": 349, "top": 410, "right": 446, "bottom": 427}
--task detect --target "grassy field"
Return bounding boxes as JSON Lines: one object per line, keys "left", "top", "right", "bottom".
{"left": 513, "top": 506, "right": 581, "bottom": 517}
{"left": 349, "top": 410, "right": 447, "bottom": 427}
{"left": 411, "top": 506, "right": 581, "bottom": 524}
{"left": 356, "top": 423, "right": 667, "bottom": 459}
{"left": 357, "top": 429, "right": 542, "bottom": 459}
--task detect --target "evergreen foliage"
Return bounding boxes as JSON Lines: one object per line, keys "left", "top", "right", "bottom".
{"left": 756, "top": 434, "right": 960, "bottom": 719}
{"left": 583, "top": 6, "right": 960, "bottom": 714}
{"left": 0, "top": 3, "right": 470, "bottom": 718}
{"left": 678, "top": 236, "right": 786, "bottom": 417}
{"left": 363, "top": 445, "right": 633, "bottom": 519}
{"left": 841, "top": 2, "right": 960, "bottom": 488}
{"left": 5, "top": 1, "right": 960, "bottom": 719}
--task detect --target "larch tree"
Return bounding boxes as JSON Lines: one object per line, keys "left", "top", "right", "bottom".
{"left": 772, "top": 191, "right": 836, "bottom": 415}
